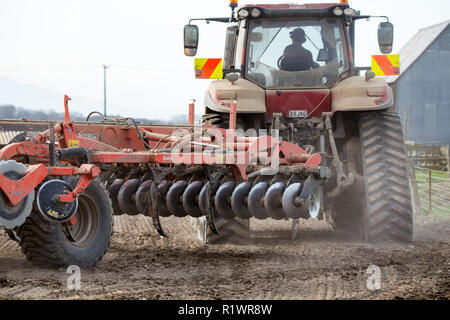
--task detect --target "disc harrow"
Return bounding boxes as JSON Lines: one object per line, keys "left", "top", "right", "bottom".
{"left": 106, "top": 173, "right": 324, "bottom": 221}
{"left": 0, "top": 96, "right": 329, "bottom": 238}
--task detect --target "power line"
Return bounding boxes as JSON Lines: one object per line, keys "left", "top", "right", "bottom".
{"left": 0, "top": 64, "right": 187, "bottom": 73}
{"left": 110, "top": 65, "right": 182, "bottom": 73}
{"left": 0, "top": 65, "right": 101, "bottom": 70}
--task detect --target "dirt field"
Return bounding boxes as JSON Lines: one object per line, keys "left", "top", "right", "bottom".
{"left": 0, "top": 214, "right": 449, "bottom": 300}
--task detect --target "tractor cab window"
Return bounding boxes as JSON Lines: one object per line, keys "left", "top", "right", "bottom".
{"left": 246, "top": 18, "right": 348, "bottom": 89}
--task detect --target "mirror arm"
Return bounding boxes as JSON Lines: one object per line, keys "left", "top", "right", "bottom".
{"left": 352, "top": 15, "right": 389, "bottom": 23}
{"left": 349, "top": 66, "right": 371, "bottom": 77}
{"left": 223, "top": 68, "right": 242, "bottom": 76}
{"left": 189, "top": 17, "right": 232, "bottom": 24}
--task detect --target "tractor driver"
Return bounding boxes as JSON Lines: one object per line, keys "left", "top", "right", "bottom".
{"left": 279, "top": 28, "right": 320, "bottom": 72}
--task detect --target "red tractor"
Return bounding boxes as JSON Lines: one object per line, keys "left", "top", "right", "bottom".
{"left": 0, "top": 1, "right": 412, "bottom": 268}
{"left": 184, "top": 1, "right": 412, "bottom": 242}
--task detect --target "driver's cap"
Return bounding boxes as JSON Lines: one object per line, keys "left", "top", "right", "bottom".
{"left": 290, "top": 28, "right": 306, "bottom": 43}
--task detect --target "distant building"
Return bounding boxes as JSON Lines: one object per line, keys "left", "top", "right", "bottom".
{"left": 387, "top": 20, "right": 450, "bottom": 144}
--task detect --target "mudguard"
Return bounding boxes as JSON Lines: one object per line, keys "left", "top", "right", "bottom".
{"left": 331, "top": 76, "right": 394, "bottom": 113}
{"left": 205, "top": 78, "right": 266, "bottom": 114}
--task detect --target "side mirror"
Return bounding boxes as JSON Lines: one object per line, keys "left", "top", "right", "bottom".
{"left": 378, "top": 22, "right": 394, "bottom": 54}
{"left": 184, "top": 24, "right": 199, "bottom": 56}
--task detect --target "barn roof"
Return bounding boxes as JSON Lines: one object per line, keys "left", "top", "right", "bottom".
{"left": 386, "top": 19, "right": 450, "bottom": 83}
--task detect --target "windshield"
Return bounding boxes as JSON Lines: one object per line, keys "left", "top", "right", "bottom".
{"left": 245, "top": 18, "right": 348, "bottom": 89}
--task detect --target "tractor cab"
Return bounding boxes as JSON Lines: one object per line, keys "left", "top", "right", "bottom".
{"left": 224, "top": 4, "right": 354, "bottom": 90}
{"left": 184, "top": 1, "right": 395, "bottom": 126}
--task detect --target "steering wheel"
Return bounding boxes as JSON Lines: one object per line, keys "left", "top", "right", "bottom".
{"left": 278, "top": 55, "right": 311, "bottom": 72}
{"left": 277, "top": 55, "right": 284, "bottom": 69}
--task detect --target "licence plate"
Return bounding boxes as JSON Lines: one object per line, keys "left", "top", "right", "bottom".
{"left": 289, "top": 110, "right": 308, "bottom": 118}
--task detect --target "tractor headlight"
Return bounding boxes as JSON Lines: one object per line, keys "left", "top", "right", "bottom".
{"left": 344, "top": 8, "right": 356, "bottom": 16}
{"left": 250, "top": 8, "right": 261, "bottom": 18}
{"left": 333, "top": 7, "right": 343, "bottom": 16}
{"left": 238, "top": 9, "right": 249, "bottom": 18}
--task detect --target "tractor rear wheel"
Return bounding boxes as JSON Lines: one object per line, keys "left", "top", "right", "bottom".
{"left": 329, "top": 111, "right": 413, "bottom": 243}
{"left": 17, "top": 178, "right": 114, "bottom": 267}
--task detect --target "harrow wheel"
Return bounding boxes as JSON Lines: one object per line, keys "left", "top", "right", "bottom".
{"left": 17, "top": 178, "right": 114, "bottom": 267}
{"left": 328, "top": 111, "right": 413, "bottom": 243}
{"left": 0, "top": 160, "right": 35, "bottom": 229}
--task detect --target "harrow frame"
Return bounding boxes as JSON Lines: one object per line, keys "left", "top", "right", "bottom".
{"left": 0, "top": 96, "right": 324, "bottom": 206}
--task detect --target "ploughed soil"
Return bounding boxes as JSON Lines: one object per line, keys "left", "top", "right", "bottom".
{"left": 0, "top": 214, "right": 449, "bottom": 300}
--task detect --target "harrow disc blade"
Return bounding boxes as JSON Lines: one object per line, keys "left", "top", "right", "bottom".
{"left": 118, "top": 179, "right": 140, "bottom": 215}
{"left": 306, "top": 186, "right": 321, "bottom": 219}
{"left": 182, "top": 181, "right": 204, "bottom": 218}
{"left": 0, "top": 160, "right": 35, "bottom": 229}
{"left": 264, "top": 182, "right": 287, "bottom": 220}
{"left": 198, "top": 184, "right": 208, "bottom": 215}
{"left": 214, "top": 181, "right": 236, "bottom": 219}
{"left": 108, "top": 179, "right": 125, "bottom": 215}
{"left": 166, "top": 180, "right": 188, "bottom": 217}
{"left": 157, "top": 180, "right": 172, "bottom": 217}
{"left": 135, "top": 180, "right": 153, "bottom": 214}
{"left": 198, "top": 183, "right": 219, "bottom": 216}
{"left": 230, "top": 181, "right": 252, "bottom": 219}
{"left": 248, "top": 182, "right": 270, "bottom": 220}
{"left": 282, "top": 183, "right": 309, "bottom": 219}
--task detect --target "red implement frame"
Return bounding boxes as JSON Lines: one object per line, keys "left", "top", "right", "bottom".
{"left": 0, "top": 96, "right": 322, "bottom": 206}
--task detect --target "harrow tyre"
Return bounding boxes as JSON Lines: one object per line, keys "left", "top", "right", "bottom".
{"left": 329, "top": 112, "right": 413, "bottom": 243}
{"left": 17, "top": 179, "right": 114, "bottom": 268}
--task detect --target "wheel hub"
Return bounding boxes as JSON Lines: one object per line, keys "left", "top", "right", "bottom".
{"left": 36, "top": 180, "right": 78, "bottom": 223}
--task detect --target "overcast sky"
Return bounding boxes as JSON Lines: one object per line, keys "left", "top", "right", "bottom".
{"left": 0, "top": 0, "right": 449, "bottom": 120}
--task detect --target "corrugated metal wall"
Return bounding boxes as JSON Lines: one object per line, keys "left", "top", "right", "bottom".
{"left": 396, "top": 26, "right": 450, "bottom": 144}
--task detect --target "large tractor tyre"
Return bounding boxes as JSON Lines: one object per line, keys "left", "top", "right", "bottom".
{"left": 202, "top": 110, "right": 264, "bottom": 131}
{"left": 329, "top": 111, "right": 413, "bottom": 243}
{"left": 202, "top": 112, "right": 245, "bottom": 129}
{"left": 17, "top": 178, "right": 114, "bottom": 268}
{"left": 190, "top": 215, "right": 250, "bottom": 244}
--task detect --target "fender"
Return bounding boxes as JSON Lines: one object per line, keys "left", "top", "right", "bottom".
{"left": 331, "top": 76, "right": 394, "bottom": 113}
{"left": 205, "top": 78, "right": 266, "bottom": 114}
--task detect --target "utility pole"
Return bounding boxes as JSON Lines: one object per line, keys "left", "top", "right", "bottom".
{"left": 103, "top": 64, "right": 109, "bottom": 116}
